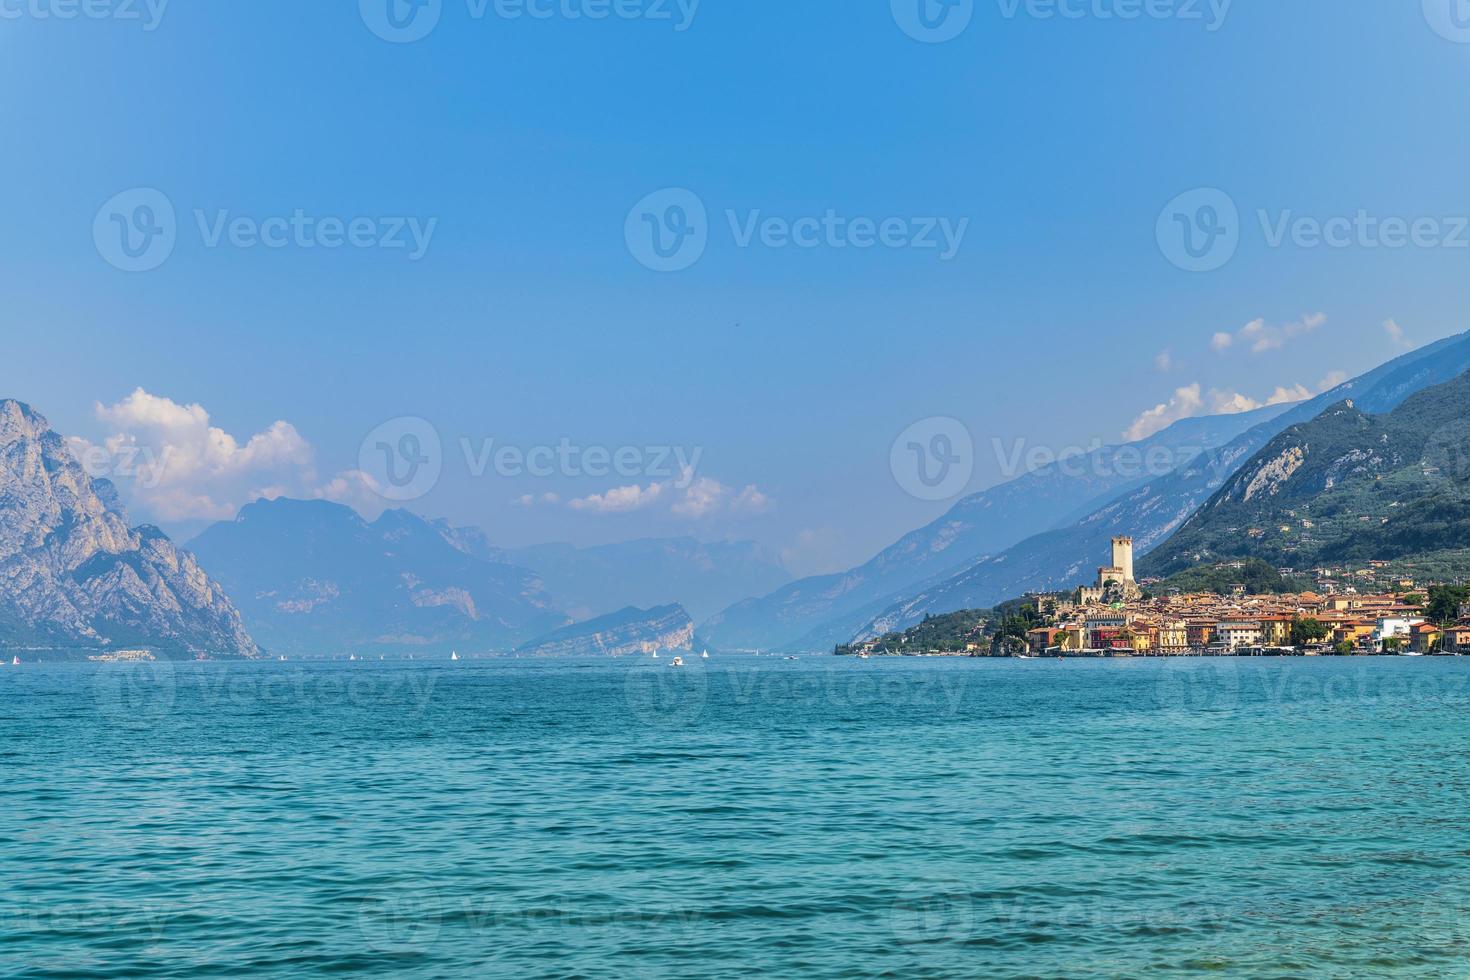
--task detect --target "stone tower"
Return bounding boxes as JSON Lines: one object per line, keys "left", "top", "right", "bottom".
{"left": 1111, "top": 536, "right": 1135, "bottom": 583}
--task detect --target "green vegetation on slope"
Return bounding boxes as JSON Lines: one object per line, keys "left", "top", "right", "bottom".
{"left": 1146, "top": 559, "right": 1311, "bottom": 597}
{"left": 1142, "top": 371, "right": 1470, "bottom": 577}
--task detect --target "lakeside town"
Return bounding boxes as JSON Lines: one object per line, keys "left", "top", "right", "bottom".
{"left": 842, "top": 537, "right": 1470, "bottom": 658}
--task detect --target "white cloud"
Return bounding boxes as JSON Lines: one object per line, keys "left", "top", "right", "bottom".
{"left": 1318, "top": 370, "right": 1349, "bottom": 391}
{"left": 313, "top": 469, "right": 389, "bottom": 517}
{"left": 568, "top": 482, "right": 665, "bottom": 514}
{"left": 672, "top": 476, "right": 727, "bottom": 518}
{"left": 1213, "top": 313, "right": 1327, "bottom": 355}
{"left": 732, "top": 485, "right": 774, "bottom": 514}
{"left": 1384, "top": 319, "right": 1412, "bottom": 349}
{"left": 567, "top": 472, "right": 774, "bottom": 520}
{"left": 71, "top": 388, "right": 320, "bottom": 522}
{"left": 1155, "top": 350, "right": 1174, "bottom": 372}
{"left": 1123, "top": 380, "right": 1314, "bottom": 442}
{"left": 512, "top": 492, "right": 562, "bottom": 508}
{"left": 1123, "top": 384, "right": 1205, "bottom": 442}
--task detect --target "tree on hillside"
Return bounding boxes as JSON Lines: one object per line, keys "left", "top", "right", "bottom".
{"left": 1428, "top": 585, "right": 1470, "bottom": 625}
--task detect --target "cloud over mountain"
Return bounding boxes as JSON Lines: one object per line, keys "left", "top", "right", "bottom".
{"left": 67, "top": 389, "right": 377, "bottom": 523}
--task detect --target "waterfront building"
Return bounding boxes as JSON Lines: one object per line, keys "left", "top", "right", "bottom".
{"left": 1217, "top": 620, "right": 1263, "bottom": 650}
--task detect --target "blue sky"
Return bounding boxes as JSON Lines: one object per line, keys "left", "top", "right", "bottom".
{"left": 2, "top": 1, "right": 1468, "bottom": 575}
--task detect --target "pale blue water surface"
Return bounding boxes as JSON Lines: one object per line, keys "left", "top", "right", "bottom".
{"left": 3, "top": 656, "right": 1469, "bottom": 978}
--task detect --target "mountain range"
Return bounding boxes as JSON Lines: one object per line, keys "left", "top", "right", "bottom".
{"left": 696, "top": 330, "right": 1470, "bottom": 650}
{"left": 438, "top": 533, "right": 789, "bottom": 622}
{"left": 1142, "top": 370, "right": 1470, "bottom": 575}
{"left": 0, "top": 400, "right": 255, "bottom": 658}
{"left": 7, "top": 330, "right": 1469, "bottom": 658}
{"left": 698, "top": 401, "right": 1295, "bottom": 651}
{"left": 184, "top": 499, "right": 787, "bottom": 655}
{"left": 844, "top": 331, "right": 1470, "bottom": 642}
{"left": 187, "top": 498, "right": 568, "bottom": 656}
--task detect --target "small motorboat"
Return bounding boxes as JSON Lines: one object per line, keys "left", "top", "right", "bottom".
{"left": 857, "top": 653, "right": 870, "bottom": 660}
{"left": 669, "top": 656, "right": 685, "bottom": 667}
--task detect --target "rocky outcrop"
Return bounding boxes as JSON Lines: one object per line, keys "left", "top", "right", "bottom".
{"left": 514, "top": 604, "right": 695, "bottom": 658}
{"left": 0, "top": 400, "right": 257, "bottom": 658}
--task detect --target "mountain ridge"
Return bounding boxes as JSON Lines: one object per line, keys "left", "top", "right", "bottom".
{"left": 0, "top": 399, "right": 257, "bottom": 659}
{"left": 1142, "top": 370, "right": 1470, "bottom": 574}
{"left": 843, "top": 330, "right": 1470, "bottom": 645}
{"left": 700, "top": 401, "right": 1298, "bottom": 650}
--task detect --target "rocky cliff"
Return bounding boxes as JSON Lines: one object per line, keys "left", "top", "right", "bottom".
{"left": 0, "top": 400, "right": 257, "bottom": 658}
{"left": 514, "top": 604, "right": 695, "bottom": 658}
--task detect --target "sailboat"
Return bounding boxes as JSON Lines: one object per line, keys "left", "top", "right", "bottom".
{"left": 10, "top": 656, "right": 18, "bottom": 666}
{"left": 652, "top": 651, "right": 660, "bottom": 659}
{"left": 701, "top": 649, "right": 709, "bottom": 659}
{"left": 349, "top": 654, "right": 357, "bottom": 661}
{"left": 451, "top": 651, "right": 460, "bottom": 661}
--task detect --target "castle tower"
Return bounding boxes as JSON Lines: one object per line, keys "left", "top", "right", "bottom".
{"left": 1111, "top": 536, "right": 1135, "bottom": 583}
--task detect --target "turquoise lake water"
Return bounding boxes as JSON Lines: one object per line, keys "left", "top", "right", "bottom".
{"left": 3, "top": 655, "right": 1470, "bottom": 978}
